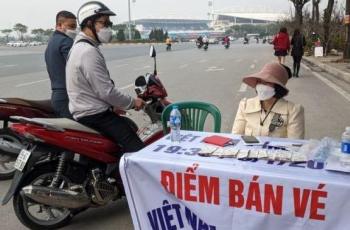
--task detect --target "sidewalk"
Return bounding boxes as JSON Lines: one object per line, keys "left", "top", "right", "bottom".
{"left": 303, "top": 55, "right": 350, "bottom": 84}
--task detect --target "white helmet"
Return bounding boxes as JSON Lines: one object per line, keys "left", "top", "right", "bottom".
{"left": 77, "top": 1, "right": 116, "bottom": 26}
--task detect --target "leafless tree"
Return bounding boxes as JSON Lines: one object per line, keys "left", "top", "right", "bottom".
{"left": 323, "top": 0, "right": 335, "bottom": 54}
{"left": 290, "top": 0, "right": 311, "bottom": 26}
{"left": 312, "top": 0, "right": 321, "bottom": 24}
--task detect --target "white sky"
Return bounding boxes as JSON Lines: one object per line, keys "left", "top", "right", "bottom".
{"left": 0, "top": 0, "right": 340, "bottom": 31}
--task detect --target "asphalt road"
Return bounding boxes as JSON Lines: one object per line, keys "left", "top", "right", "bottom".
{"left": 0, "top": 41, "right": 350, "bottom": 229}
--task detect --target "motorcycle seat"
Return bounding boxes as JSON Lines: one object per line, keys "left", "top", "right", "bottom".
{"left": 11, "top": 116, "right": 100, "bottom": 135}
{"left": 1, "top": 98, "right": 54, "bottom": 114}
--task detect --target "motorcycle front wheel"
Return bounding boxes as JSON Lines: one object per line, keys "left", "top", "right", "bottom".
{"left": 13, "top": 166, "right": 75, "bottom": 229}
{"left": 0, "top": 129, "right": 23, "bottom": 180}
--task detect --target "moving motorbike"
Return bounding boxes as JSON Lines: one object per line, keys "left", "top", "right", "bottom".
{"left": 2, "top": 46, "right": 171, "bottom": 229}
{"left": 166, "top": 43, "right": 171, "bottom": 51}
{"left": 223, "top": 41, "right": 230, "bottom": 49}
{"left": 0, "top": 98, "right": 55, "bottom": 180}
{"left": 196, "top": 41, "right": 203, "bottom": 49}
{"left": 243, "top": 37, "right": 249, "bottom": 45}
{"left": 203, "top": 42, "right": 209, "bottom": 51}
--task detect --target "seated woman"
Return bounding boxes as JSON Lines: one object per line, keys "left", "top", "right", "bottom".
{"left": 232, "top": 62, "right": 305, "bottom": 139}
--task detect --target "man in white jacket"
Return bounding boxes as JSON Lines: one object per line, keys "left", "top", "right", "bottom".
{"left": 66, "top": 1, "right": 145, "bottom": 153}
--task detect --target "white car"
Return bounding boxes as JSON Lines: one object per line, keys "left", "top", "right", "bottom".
{"left": 13, "top": 41, "right": 29, "bottom": 47}
{"left": 29, "top": 41, "right": 42, "bottom": 46}
{"left": 208, "top": 38, "right": 219, "bottom": 44}
{"left": 6, "top": 41, "right": 16, "bottom": 47}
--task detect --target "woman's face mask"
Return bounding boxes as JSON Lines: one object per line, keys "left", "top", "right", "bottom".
{"left": 256, "top": 83, "right": 275, "bottom": 101}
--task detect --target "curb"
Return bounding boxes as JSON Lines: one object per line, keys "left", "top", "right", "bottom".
{"left": 303, "top": 56, "right": 350, "bottom": 84}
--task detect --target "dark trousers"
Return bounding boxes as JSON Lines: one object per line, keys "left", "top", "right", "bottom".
{"left": 292, "top": 56, "right": 302, "bottom": 77}
{"left": 51, "top": 91, "right": 72, "bottom": 119}
{"left": 78, "top": 110, "right": 145, "bottom": 154}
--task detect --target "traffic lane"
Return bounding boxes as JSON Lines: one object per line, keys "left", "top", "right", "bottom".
{"left": 0, "top": 43, "right": 206, "bottom": 99}
{"left": 0, "top": 53, "right": 46, "bottom": 78}
{"left": 0, "top": 43, "right": 194, "bottom": 78}
{"left": 0, "top": 180, "right": 27, "bottom": 230}
{"left": 286, "top": 63, "right": 350, "bottom": 139}
{"left": 63, "top": 200, "right": 133, "bottom": 230}
{"left": 0, "top": 56, "right": 157, "bottom": 99}
{"left": 101, "top": 42, "right": 194, "bottom": 61}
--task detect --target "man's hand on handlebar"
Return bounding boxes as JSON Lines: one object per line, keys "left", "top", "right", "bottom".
{"left": 134, "top": 98, "right": 146, "bottom": 111}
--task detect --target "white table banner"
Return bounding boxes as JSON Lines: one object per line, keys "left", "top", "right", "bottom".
{"left": 120, "top": 131, "right": 350, "bottom": 230}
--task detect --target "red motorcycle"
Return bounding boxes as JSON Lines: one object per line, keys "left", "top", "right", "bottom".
{"left": 0, "top": 98, "right": 55, "bottom": 180}
{"left": 2, "top": 46, "right": 171, "bottom": 229}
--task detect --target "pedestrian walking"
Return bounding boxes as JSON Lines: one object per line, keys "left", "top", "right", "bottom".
{"left": 291, "top": 29, "right": 306, "bottom": 77}
{"left": 272, "top": 27, "right": 290, "bottom": 64}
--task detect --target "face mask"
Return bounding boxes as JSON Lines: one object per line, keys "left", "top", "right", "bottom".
{"left": 97, "top": 27, "right": 113, "bottom": 43}
{"left": 65, "top": 29, "right": 78, "bottom": 39}
{"left": 256, "top": 84, "right": 275, "bottom": 101}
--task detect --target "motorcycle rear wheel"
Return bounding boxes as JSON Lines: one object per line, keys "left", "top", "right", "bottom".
{"left": 0, "top": 129, "right": 22, "bottom": 180}
{"left": 13, "top": 166, "right": 75, "bottom": 229}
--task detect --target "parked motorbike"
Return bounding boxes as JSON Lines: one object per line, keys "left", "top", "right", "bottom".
{"left": 2, "top": 46, "right": 171, "bottom": 229}
{"left": 0, "top": 98, "right": 55, "bottom": 180}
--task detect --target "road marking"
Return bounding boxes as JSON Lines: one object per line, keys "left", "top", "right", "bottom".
{"left": 311, "top": 71, "right": 350, "bottom": 103}
{"left": 301, "top": 63, "right": 311, "bottom": 71}
{"left": 235, "top": 59, "right": 243, "bottom": 62}
{"left": 302, "top": 63, "right": 350, "bottom": 102}
{"left": 238, "top": 83, "right": 248, "bottom": 92}
{"left": 16, "top": 79, "right": 49, "bottom": 87}
{"left": 198, "top": 59, "right": 207, "bottom": 63}
{"left": 115, "top": 64, "right": 129, "bottom": 68}
{"left": 0, "top": 64, "right": 17, "bottom": 68}
{"left": 134, "top": 65, "right": 151, "bottom": 71}
{"left": 206, "top": 66, "right": 225, "bottom": 72}
{"left": 120, "top": 83, "right": 133, "bottom": 90}
{"left": 250, "top": 64, "right": 256, "bottom": 69}
{"left": 253, "top": 59, "right": 258, "bottom": 63}
{"left": 179, "top": 64, "right": 189, "bottom": 69}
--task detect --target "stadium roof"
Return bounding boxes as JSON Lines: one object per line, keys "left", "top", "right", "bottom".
{"left": 134, "top": 19, "right": 210, "bottom": 31}
{"left": 212, "top": 8, "right": 289, "bottom": 22}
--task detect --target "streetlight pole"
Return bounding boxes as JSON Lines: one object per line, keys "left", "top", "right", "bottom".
{"left": 344, "top": 0, "right": 350, "bottom": 59}
{"left": 128, "top": 0, "right": 132, "bottom": 40}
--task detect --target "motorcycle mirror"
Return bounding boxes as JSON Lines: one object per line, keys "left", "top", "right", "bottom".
{"left": 149, "top": 45, "right": 156, "bottom": 58}
{"left": 149, "top": 45, "right": 157, "bottom": 75}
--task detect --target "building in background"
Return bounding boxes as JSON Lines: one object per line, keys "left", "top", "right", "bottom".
{"left": 133, "top": 18, "right": 225, "bottom": 40}
{"left": 210, "top": 8, "right": 289, "bottom": 31}
{"left": 129, "top": 8, "right": 288, "bottom": 40}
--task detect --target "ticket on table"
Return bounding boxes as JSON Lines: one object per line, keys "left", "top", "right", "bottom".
{"left": 267, "top": 150, "right": 277, "bottom": 160}
{"left": 212, "top": 148, "right": 239, "bottom": 158}
{"left": 222, "top": 148, "right": 239, "bottom": 158}
{"left": 248, "top": 149, "right": 259, "bottom": 158}
{"left": 237, "top": 149, "right": 250, "bottom": 159}
{"left": 257, "top": 149, "right": 268, "bottom": 159}
{"left": 291, "top": 152, "right": 308, "bottom": 162}
{"left": 198, "top": 145, "right": 218, "bottom": 157}
{"left": 212, "top": 148, "right": 225, "bottom": 157}
{"left": 275, "top": 151, "right": 292, "bottom": 161}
